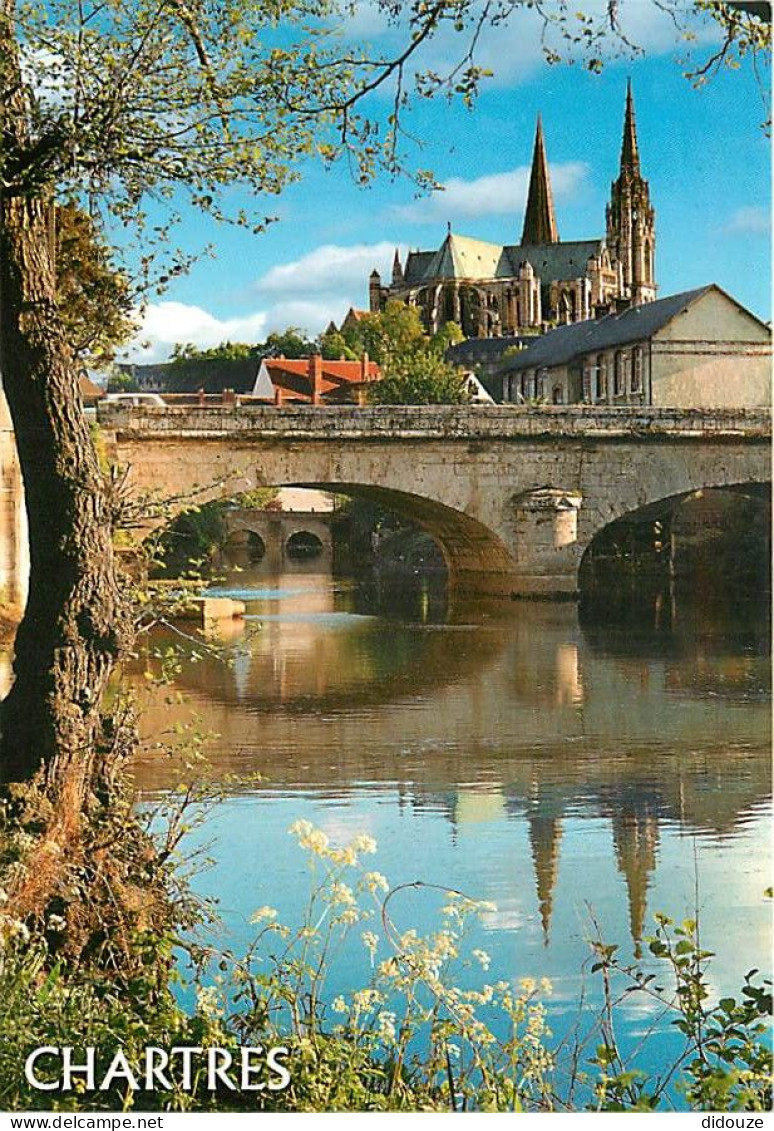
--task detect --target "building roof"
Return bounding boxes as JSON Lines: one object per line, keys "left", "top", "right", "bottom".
{"left": 403, "top": 249, "right": 440, "bottom": 286}
{"left": 120, "top": 357, "right": 259, "bottom": 393}
{"left": 502, "top": 239, "right": 604, "bottom": 280}
{"left": 259, "top": 356, "right": 380, "bottom": 401}
{"left": 447, "top": 336, "right": 532, "bottom": 365}
{"left": 265, "top": 358, "right": 379, "bottom": 383}
{"left": 400, "top": 233, "right": 605, "bottom": 288}
{"left": 423, "top": 233, "right": 504, "bottom": 281}
{"left": 500, "top": 286, "right": 716, "bottom": 373}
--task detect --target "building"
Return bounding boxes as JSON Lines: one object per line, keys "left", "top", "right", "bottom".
{"left": 369, "top": 83, "right": 656, "bottom": 338}
{"left": 498, "top": 284, "right": 771, "bottom": 408}
{"left": 251, "top": 354, "right": 380, "bottom": 405}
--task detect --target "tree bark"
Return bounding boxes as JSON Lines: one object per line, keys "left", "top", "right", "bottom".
{"left": 0, "top": 192, "right": 129, "bottom": 790}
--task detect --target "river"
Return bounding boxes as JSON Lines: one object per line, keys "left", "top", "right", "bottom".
{"left": 128, "top": 563, "right": 771, "bottom": 1102}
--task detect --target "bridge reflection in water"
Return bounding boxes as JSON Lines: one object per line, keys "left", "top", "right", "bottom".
{"left": 128, "top": 568, "right": 771, "bottom": 1001}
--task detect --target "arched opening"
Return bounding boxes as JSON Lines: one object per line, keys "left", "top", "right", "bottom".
{"left": 285, "top": 530, "right": 324, "bottom": 560}
{"left": 579, "top": 483, "right": 771, "bottom": 626}
{"left": 142, "top": 472, "right": 518, "bottom": 597}
{"left": 224, "top": 529, "right": 266, "bottom": 563}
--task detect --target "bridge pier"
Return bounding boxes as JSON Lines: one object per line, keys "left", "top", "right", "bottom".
{"left": 100, "top": 404, "right": 771, "bottom": 602}
{"left": 510, "top": 488, "right": 584, "bottom": 597}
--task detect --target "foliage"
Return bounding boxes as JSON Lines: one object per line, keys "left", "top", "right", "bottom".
{"left": 263, "top": 328, "right": 318, "bottom": 360}
{"left": 4, "top": 0, "right": 531, "bottom": 295}
{"left": 169, "top": 329, "right": 317, "bottom": 364}
{"left": 369, "top": 352, "right": 470, "bottom": 406}
{"left": 322, "top": 302, "right": 468, "bottom": 405}
{"left": 171, "top": 341, "right": 260, "bottom": 363}
{"left": 106, "top": 371, "right": 140, "bottom": 393}
{"left": 320, "top": 329, "right": 360, "bottom": 362}
{"left": 54, "top": 204, "right": 138, "bottom": 365}
{"left": 0, "top": 809, "right": 769, "bottom": 1112}
{"left": 588, "top": 913, "right": 772, "bottom": 1112}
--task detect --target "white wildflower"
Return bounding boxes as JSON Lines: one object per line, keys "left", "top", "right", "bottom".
{"left": 377, "top": 1011, "right": 397, "bottom": 1041}
{"left": 472, "top": 948, "right": 491, "bottom": 970}
{"left": 249, "top": 906, "right": 278, "bottom": 924}
{"left": 362, "top": 871, "right": 389, "bottom": 894}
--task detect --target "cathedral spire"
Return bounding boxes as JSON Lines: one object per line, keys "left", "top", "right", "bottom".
{"left": 521, "top": 115, "right": 559, "bottom": 246}
{"left": 607, "top": 81, "right": 656, "bottom": 306}
{"left": 620, "top": 79, "right": 641, "bottom": 175}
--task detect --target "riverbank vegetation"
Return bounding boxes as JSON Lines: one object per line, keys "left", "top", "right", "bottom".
{"left": 0, "top": 778, "right": 769, "bottom": 1113}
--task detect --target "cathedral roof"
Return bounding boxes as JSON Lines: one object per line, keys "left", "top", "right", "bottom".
{"left": 423, "top": 232, "right": 504, "bottom": 280}
{"left": 403, "top": 234, "right": 605, "bottom": 286}
{"left": 503, "top": 239, "right": 604, "bottom": 281}
{"left": 403, "top": 250, "right": 437, "bottom": 285}
{"left": 500, "top": 285, "right": 715, "bottom": 372}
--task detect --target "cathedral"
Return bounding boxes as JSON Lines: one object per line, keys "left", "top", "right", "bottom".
{"left": 368, "top": 83, "right": 657, "bottom": 338}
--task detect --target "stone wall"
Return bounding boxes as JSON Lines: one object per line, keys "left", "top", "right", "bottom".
{"left": 102, "top": 404, "right": 771, "bottom": 598}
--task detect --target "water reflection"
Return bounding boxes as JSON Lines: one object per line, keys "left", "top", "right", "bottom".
{"left": 128, "top": 567, "right": 771, "bottom": 1065}
{"left": 130, "top": 565, "right": 769, "bottom": 963}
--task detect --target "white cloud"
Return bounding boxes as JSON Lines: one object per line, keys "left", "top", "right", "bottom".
{"left": 257, "top": 241, "right": 397, "bottom": 295}
{"left": 122, "top": 301, "right": 269, "bottom": 364}
{"left": 724, "top": 205, "right": 770, "bottom": 236}
{"left": 120, "top": 242, "right": 396, "bottom": 363}
{"left": 394, "top": 162, "right": 589, "bottom": 223}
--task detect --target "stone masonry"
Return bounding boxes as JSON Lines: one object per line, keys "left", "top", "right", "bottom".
{"left": 100, "top": 404, "right": 771, "bottom": 597}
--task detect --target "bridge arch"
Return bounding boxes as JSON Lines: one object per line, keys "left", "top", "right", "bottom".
{"left": 105, "top": 402, "right": 771, "bottom": 598}
{"left": 285, "top": 530, "right": 324, "bottom": 559}
{"left": 578, "top": 481, "right": 771, "bottom": 595}
{"left": 242, "top": 482, "right": 515, "bottom": 592}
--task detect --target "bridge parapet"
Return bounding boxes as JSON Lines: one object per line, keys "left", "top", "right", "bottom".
{"left": 97, "top": 403, "right": 771, "bottom": 443}
{"left": 104, "top": 402, "right": 771, "bottom": 598}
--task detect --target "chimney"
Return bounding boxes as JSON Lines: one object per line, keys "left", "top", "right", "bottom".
{"left": 309, "top": 353, "right": 324, "bottom": 404}
{"left": 274, "top": 384, "right": 284, "bottom": 406}
{"left": 360, "top": 350, "right": 370, "bottom": 382}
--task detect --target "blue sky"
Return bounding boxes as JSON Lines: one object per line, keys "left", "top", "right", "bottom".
{"left": 121, "top": 2, "right": 771, "bottom": 362}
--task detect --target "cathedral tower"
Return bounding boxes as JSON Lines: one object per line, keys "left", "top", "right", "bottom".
{"left": 606, "top": 82, "right": 656, "bottom": 305}
{"left": 521, "top": 115, "right": 559, "bottom": 245}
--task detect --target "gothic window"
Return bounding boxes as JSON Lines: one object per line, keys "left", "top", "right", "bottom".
{"left": 552, "top": 385, "right": 564, "bottom": 405}
{"left": 632, "top": 346, "right": 644, "bottom": 393}
{"left": 582, "top": 357, "right": 593, "bottom": 403}
{"left": 598, "top": 354, "right": 609, "bottom": 400}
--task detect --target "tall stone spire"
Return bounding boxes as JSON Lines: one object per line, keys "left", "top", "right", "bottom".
{"left": 606, "top": 82, "right": 656, "bottom": 306}
{"left": 521, "top": 115, "right": 559, "bottom": 246}
{"left": 620, "top": 79, "right": 640, "bottom": 175}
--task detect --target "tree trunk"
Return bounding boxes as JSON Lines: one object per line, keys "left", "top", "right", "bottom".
{"left": 0, "top": 192, "right": 129, "bottom": 791}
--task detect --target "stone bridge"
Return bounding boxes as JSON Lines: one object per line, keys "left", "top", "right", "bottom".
{"left": 221, "top": 507, "right": 333, "bottom": 571}
{"left": 100, "top": 404, "right": 771, "bottom": 597}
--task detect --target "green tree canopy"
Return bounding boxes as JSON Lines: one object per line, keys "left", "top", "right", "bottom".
{"left": 328, "top": 301, "right": 469, "bottom": 404}
{"left": 54, "top": 205, "right": 137, "bottom": 365}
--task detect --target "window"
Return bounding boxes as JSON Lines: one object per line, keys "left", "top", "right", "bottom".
{"left": 632, "top": 346, "right": 644, "bottom": 393}
{"left": 598, "top": 354, "right": 608, "bottom": 400}
{"left": 614, "top": 351, "right": 624, "bottom": 396}
{"left": 552, "top": 385, "right": 564, "bottom": 405}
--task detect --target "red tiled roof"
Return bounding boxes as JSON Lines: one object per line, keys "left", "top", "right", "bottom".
{"left": 266, "top": 358, "right": 379, "bottom": 384}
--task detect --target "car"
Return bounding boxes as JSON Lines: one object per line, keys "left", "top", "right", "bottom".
{"left": 102, "top": 392, "right": 166, "bottom": 408}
